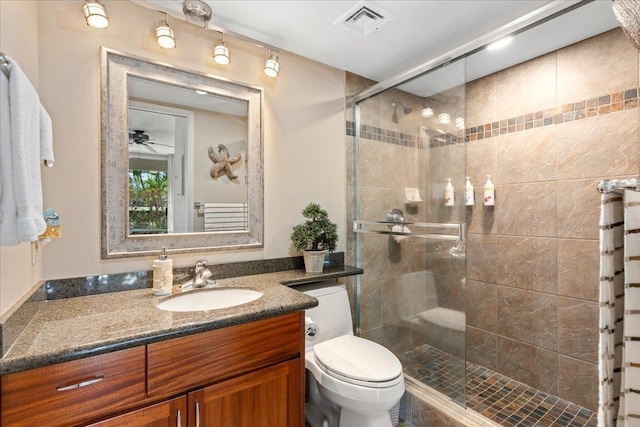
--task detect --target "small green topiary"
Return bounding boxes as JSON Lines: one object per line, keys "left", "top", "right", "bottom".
{"left": 290, "top": 203, "right": 338, "bottom": 252}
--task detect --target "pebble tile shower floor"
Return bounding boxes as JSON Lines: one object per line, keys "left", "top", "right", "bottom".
{"left": 398, "top": 344, "right": 597, "bottom": 427}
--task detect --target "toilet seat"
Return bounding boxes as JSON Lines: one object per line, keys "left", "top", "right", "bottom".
{"left": 313, "top": 335, "right": 403, "bottom": 388}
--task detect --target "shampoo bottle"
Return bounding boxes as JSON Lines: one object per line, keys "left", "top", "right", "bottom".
{"left": 464, "top": 176, "right": 474, "bottom": 206}
{"left": 445, "top": 178, "right": 455, "bottom": 207}
{"left": 153, "top": 246, "right": 173, "bottom": 296}
{"left": 483, "top": 175, "right": 495, "bottom": 206}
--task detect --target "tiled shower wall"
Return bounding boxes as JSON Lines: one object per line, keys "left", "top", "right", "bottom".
{"left": 464, "top": 28, "right": 639, "bottom": 412}
{"left": 346, "top": 27, "right": 640, "bottom": 414}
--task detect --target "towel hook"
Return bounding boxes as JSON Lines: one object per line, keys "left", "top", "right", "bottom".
{"left": 0, "top": 52, "right": 10, "bottom": 78}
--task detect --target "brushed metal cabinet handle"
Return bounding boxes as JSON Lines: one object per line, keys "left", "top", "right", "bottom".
{"left": 195, "top": 401, "right": 200, "bottom": 427}
{"left": 56, "top": 375, "right": 104, "bottom": 391}
{"left": 177, "top": 409, "right": 182, "bottom": 427}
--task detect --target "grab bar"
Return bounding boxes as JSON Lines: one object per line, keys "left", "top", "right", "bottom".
{"left": 353, "top": 219, "right": 466, "bottom": 242}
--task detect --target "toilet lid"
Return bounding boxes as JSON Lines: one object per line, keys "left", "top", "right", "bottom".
{"left": 313, "top": 335, "right": 402, "bottom": 383}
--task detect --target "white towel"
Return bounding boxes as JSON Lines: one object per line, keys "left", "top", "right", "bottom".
{"left": 40, "top": 104, "right": 54, "bottom": 167}
{"left": 0, "top": 69, "right": 8, "bottom": 223}
{"left": 0, "top": 61, "right": 51, "bottom": 245}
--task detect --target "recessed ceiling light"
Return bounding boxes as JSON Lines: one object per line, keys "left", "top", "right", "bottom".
{"left": 487, "top": 36, "right": 514, "bottom": 51}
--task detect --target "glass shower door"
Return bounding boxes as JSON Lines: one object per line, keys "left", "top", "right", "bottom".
{"left": 350, "top": 57, "right": 467, "bottom": 406}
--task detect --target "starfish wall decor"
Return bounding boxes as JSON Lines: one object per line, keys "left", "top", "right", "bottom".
{"left": 208, "top": 144, "right": 242, "bottom": 180}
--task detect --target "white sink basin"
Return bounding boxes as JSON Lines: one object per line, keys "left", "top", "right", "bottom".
{"left": 156, "top": 288, "right": 263, "bottom": 312}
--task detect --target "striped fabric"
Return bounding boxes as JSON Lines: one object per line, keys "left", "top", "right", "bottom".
{"left": 599, "top": 190, "right": 640, "bottom": 427}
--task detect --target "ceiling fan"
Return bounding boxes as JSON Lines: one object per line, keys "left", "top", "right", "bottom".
{"left": 128, "top": 130, "right": 173, "bottom": 153}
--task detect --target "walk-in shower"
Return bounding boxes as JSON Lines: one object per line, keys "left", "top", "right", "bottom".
{"left": 346, "top": 2, "right": 618, "bottom": 426}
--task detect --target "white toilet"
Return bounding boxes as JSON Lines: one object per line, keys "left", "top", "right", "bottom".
{"left": 298, "top": 281, "right": 405, "bottom": 427}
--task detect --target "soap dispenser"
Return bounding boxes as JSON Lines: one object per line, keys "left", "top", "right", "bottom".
{"left": 153, "top": 246, "right": 173, "bottom": 296}
{"left": 483, "top": 175, "right": 495, "bottom": 206}
{"left": 464, "top": 176, "right": 474, "bottom": 206}
{"left": 445, "top": 178, "right": 455, "bottom": 206}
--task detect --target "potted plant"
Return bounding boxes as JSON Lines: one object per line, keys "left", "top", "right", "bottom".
{"left": 291, "top": 203, "right": 338, "bottom": 273}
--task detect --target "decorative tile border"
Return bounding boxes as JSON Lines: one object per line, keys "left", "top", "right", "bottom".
{"left": 467, "top": 87, "right": 639, "bottom": 142}
{"left": 347, "top": 87, "right": 640, "bottom": 150}
{"left": 345, "top": 121, "right": 421, "bottom": 148}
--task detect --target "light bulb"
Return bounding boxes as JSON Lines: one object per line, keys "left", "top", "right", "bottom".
{"left": 213, "top": 40, "right": 230, "bottom": 65}
{"left": 264, "top": 53, "right": 280, "bottom": 78}
{"left": 156, "top": 22, "right": 176, "bottom": 49}
{"left": 83, "top": 0, "right": 109, "bottom": 29}
{"left": 439, "top": 113, "right": 450, "bottom": 124}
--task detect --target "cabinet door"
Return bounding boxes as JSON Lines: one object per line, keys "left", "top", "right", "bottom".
{"left": 188, "top": 358, "right": 301, "bottom": 427}
{"left": 86, "top": 396, "right": 187, "bottom": 427}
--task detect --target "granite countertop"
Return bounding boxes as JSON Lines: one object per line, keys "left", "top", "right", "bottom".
{"left": 0, "top": 266, "right": 361, "bottom": 376}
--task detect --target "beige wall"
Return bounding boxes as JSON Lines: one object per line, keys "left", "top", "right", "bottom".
{"left": 0, "top": 1, "right": 41, "bottom": 316}
{"left": 0, "top": 1, "right": 346, "bottom": 315}
{"left": 193, "top": 110, "right": 247, "bottom": 204}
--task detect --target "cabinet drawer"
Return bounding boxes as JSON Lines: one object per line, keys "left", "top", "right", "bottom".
{"left": 1, "top": 347, "right": 146, "bottom": 427}
{"left": 148, "top": 312, "right": 303, "bottom": 398}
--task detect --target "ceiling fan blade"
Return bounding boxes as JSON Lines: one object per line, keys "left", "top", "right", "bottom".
{"left": 148, "top": 141, "right": 174, "bottom": 148}
{"left": 143, "top": 142, "right": 158, "bottom": 153}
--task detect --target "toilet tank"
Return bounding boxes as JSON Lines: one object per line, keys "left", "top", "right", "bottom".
{"left": 295, "top": 281, "right": 354, "bottom": 348}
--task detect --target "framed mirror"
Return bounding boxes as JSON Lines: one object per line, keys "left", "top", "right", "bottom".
{"left": 101, "top": 48, "right": 263, "bottom": 258}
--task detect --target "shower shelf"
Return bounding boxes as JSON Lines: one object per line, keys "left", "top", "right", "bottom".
{"left": 353, "top": 219, "right": 466, "bottom": 241}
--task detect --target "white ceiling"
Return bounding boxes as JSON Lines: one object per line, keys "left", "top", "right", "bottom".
{"left": 138, "top": 0, "right": 621, "bottom": 88}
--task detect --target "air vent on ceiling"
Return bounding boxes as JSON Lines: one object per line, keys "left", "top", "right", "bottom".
{"left": 334, "top": 1, "right": 396, "bottom": 36}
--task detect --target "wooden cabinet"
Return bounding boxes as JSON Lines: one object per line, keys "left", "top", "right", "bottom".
{"left": 0, "top": 312, "right": 304, "bottom": 427}
{"left": 87, "top": 396, "right": 187, "bottom": 427}
{"left": 147, "top": 312, "right": 303, "bottom": 399}
{"left": 188, "top": 359, "right": 300, "bottom": 427}
{"left": 1, "top": 347, "right": 146, "bottom": 427}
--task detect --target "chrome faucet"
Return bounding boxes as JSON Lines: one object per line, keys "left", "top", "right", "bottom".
{"left": 192, "top": 259, "right": 213, "bottom": 288}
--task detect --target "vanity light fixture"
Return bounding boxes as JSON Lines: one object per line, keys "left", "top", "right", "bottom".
{"left": 82, "top": 0, "right": 109, "bottom": 29}
{"left": 455, "top": 117, "right": 465, "bottom": 129}
{"left": 421, "top": 103, "right": 434, "bottom": 118}
{"left": 264, "top": 50, "right": 280, "bottom": 78}
{"left": 439, "top": 113, "right": 450, "bottom": 124}
{"left": 487, "top": 36, "right": 514, "bottom": 51}
{"left": 213, "top": 33, "right": 231, "bottom": 65}
{"left": 156, "top": 14, "right": 176, "bottom": 49}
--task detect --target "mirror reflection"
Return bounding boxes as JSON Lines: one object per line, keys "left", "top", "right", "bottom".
{"left": 101, "top": 48, "right": 263, "bottom": 258}
{"left": 127, "top": 77, "right": 249, "bottom": 235}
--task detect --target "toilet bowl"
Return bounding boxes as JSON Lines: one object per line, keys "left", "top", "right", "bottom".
{"left": 298, "top": 281, "right": 405, "bottom": 427}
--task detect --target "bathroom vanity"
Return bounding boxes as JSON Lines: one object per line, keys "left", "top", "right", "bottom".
{"left": 3, "top": 313, "right": 302, "bottom": 426}
{"left": 0, "top": 265, "right": 362, "bottom": 427}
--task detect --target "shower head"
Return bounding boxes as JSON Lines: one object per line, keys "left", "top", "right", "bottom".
{"left": 392, "top": 101, "right": 412, "bottom": 115}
